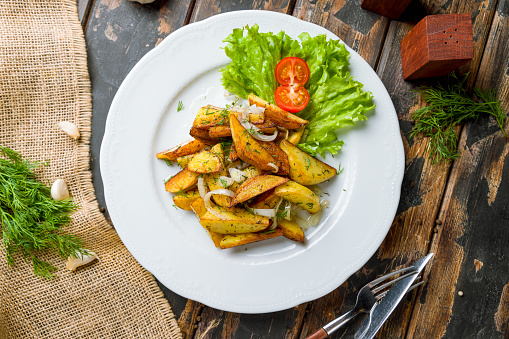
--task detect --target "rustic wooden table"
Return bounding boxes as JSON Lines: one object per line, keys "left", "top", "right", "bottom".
{"left": 77, "top": 0, "right": 509, "bottom": 338}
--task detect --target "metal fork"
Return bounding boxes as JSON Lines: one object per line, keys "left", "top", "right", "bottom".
{"left": 305, "top": 267, "right": 419, "bottom": 339}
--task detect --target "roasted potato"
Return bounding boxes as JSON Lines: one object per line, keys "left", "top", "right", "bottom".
{"left": 219, "top": 228, "right": 284, "bottom": 249}
{"left": 274, "top": 181, "right": 320, "bottom": 214}
{"left": 157, "top": 139, "right": 204, "bottom": 161}
{"left": 205, "top": 144, "right": 231, "bottom": 207}
{"left": 192, "top": 105, "right": 230, "bottom": 130}
{"left": 230, "top": 175, "right": 289, "bottom": 207}
{"left": 250, "top": 188, "right": 282, "bottom": 209}
{"left": 190, "top": 198, "right": 223, "bottom": 247}
{"left": 228, "top": 165, "right": 264, "bottom": 192}
{"left": 287, "top": 126, "right": 306, "bottom": 145}
{"left": 208, "top": 125, "right": 232, "bottom": 138}
{"left": 228, "top": 145, "right": 239, "bottom": 162}
{"left": 190, "top": 197, "right": 207, "bottom": 218}
{"left": 173, "top": 189, "right": 200, "bottom": 211}
{"left": 189, "top": 127, "right": 218, "bottom": 145}
{"left": 199, "top": 206, "right": 270, "bottom": 234}
{"left": 258, "top": 140, "right": 289, "bottom": 175}
{"left": 279, "top": 139, "right": 337, "bottom": 185}
{"left": 248, "top": 93, "right": 308, "bottom": 130}
{"left": 176, "top": 155, "right": 194, "bottom": 169}
{"left": 187, "top": 151, "right": 222, "bottom": 174}
{"left": 165, "top": 169, "right": 200, "bottom": 193}
{"left": 229, "top": 114, "right": 275, "bottom": 171}
{"left": 278, "top": 219, "right": 304, "bottom": 243}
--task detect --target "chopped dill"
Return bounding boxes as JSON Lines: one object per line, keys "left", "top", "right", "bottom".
{"left": 177, "top": 101, "right": 184, "bottom": 112}
{"left": 409, "top": 72, "right": 506, "bottom": 163}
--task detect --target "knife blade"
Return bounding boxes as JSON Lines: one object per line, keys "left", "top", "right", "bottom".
{"left": 354, "top": 253, "right": 434, "bottom": 339}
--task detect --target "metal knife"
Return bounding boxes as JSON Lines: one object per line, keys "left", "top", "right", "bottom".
{"left": 354, "top": 253, "right": 434, "bottom": 339}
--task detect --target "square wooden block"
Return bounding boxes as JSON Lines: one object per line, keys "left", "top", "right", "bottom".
{"left": 361, "top": 0, "right": 412, "bottom": 19}
{"left": 401, "top": 13, "right": 474, "bottom": 80}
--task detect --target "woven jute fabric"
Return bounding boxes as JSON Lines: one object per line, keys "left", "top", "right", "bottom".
{"left": 0, "top": 1, "right": 182, "bottom": 338}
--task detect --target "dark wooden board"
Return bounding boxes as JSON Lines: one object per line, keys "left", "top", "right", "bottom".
{"left": 81, "top": 0, "right": 509, "bottom": 337}
{"left": 407, "top": 0, "right": 509, "bottom": 337}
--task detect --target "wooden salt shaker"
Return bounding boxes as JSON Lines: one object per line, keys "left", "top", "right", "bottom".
{"left": 400, "top": 13, "right": 474, "bottom": 80}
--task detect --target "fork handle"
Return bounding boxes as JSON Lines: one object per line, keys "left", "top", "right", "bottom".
{"left": 322, "top": 309, "right": 356, "bottom": 335}
{"left": 305, "top": 328, "right": 328, "bottom": 339}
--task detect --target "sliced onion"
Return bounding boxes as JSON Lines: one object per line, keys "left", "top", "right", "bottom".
{"left": 251, "top": 129, "right": 278, "bottom": 142}
{"left": 252, "top": 208, "right": 276, "bottom": 218}
{"left": 267, "top": 162, "right": 279, "bottom": 173}
{"left": 197, "top": 177, "right": 208, "bottom": 199}
{"left": 279, "top": 127, "right": 289, "bottom": 139}
{"left": 270, "top": 197, "right": 284, "bottom": 230}
{"left": 284, "top": 203, "right": 292, "bottom": 220}
{"left": 219, "top": 176, "right": 235, "bottom": 187}
{"left": 204, "top": 189, "right": 236, "bottom": 219}
{"left": 321, "top": 199, "right": 330, "bottom": 208}
{"left": 228, "top": 168, "right": 247, "bottom": 182}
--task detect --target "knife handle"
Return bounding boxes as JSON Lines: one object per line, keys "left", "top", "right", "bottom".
{"left": 305, "top": 328, "right": 328, "bottom": 339}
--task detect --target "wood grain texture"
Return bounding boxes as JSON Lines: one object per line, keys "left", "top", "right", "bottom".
{"left": 191, "top": 0, "right": 293, "bottom": 23}
{"left": 293, "top": 0, "right": 390, "bottom": 67}
{"left": 346, "top": 0, "right": 500, "bottom": 338}
{"left": 407, "top": 0, "right": 509, "bottom": 337}
{"left": 401, "top": 14, "right": 474, "bottom": 79}
{"left": 77, "top": 0, "right": 94, "bottom": 27}
{"left": 360, "top": 0, "right": 412, "bottom": 20}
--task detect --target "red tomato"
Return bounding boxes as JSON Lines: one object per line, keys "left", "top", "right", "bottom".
{"left": 275, "top": 57, "right": 310, "bottom": 86}
{"left": 275, "top": 85, "right": 310, "bottom": 113}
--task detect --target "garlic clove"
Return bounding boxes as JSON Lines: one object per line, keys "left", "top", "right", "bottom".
{"left": 57, "top": 121, "right": 80, "bottom": 139}
{"left": 66, "top": 251, "right": 98, "bottom": 271}
{"left": 51, "top": 179, "right": 70, "bottom": 201}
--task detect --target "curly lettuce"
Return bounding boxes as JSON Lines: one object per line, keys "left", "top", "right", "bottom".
{"left": 220, "top": 25, "right": 375, "bottom": 157}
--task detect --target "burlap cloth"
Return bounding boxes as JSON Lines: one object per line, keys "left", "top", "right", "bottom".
{"left": 0, "top": 1, "right": 182, "bottom": 338}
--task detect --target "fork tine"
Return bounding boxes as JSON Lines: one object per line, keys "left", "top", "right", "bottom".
{"left": 368, "top": 266, "right": 415, "bottom": 287}
{"left": 375, "top": 278, "right": 424, "bottom": 300}
{"left": 372, "top": 271, "right": 418, "bottom": 293}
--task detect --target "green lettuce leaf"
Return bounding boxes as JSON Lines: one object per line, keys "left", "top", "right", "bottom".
{"left": 220, "top": 25, "right": 375, "bottom": 157}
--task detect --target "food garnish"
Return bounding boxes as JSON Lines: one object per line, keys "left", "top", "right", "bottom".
{"left": 220, "top": 24, "right": 375, "bottom": 157}
{"left": 274, "top": 57, "right": 310, "bottom": 113}
{"left": 409, "top": 72, "right": 506, "bottom": 163}
{"left": 0, "top": 145, "right": 88, "bottom": 278}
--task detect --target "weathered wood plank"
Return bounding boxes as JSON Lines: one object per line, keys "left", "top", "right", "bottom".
{"left": 407, "top": 0, "right": 509, "bottom": 337}
{"left": 190, "top": 0, "right": 293, "bottom": 23}
{"left": 84, "top": 0, "right": 192, "bottom": 319}
{"left": 77, "top": 0, "right": 94, "bottom": 27}
{"left": 293, "top": 0, "right": 390, "bottom": 67}
{"left": 295, "top": 0, "right": 500, "bottom": 338}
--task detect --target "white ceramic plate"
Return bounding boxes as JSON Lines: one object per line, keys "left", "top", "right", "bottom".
{"left": 101, "top": 10, "right": 404, "bottom": 313}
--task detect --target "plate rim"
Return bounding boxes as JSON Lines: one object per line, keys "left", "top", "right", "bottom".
{"left": 101, "top": 9, "right": 405, "bottom": 313}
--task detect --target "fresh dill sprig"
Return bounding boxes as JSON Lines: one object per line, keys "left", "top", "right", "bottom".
{"left": 409, "top": 72, "right": 506, "bottom": 163}
{"left": 0, "top": 145, "right": 87, "bottom": 278}
{"left": 177, "top": 101, "right": 184, "bottom": 112}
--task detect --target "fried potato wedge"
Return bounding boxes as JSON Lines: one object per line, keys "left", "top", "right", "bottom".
{"left": 250, "top": 188, "right": 282, "bottom": 209}
{"left": 193, "top": 105, "right": 230, "bottom": 130}
{"left": 173, "top": 189, "right": 200, "bottom": 211}
{"left": 219, "top": 228, "right": 284, "bottom": 249}
{"left": 248, "top": 93, "right": 308, "bottom": 129}
{"left": 189, "top": 127, "right": 218, "bottom": 145}
{"left": 279, "top": 139, "right": 337, "bottom": 185}
{"left": 187, "top": 151, "right": 222, "bottom": 174}
{"left": 204, "top": 143, "right": 231, "bottom": 207}
{"left": 288, "top": 126, "right": 306, "bottom": 145}
{"left": 278, "top": 219, "right": 304, "bottom": 243}
{"left": 190, "top": 198, "right": 223, "bottom": 247}
{"left": 176, "top": 155, "right": 194, "bottom": 169}
{"left": 228, "top": 165, "right": 264, "bottom": 192}
{"left": 165, "top": 169, "right": 200, "bottom": 193}
{"left": 208, "top": 125, "right": 232, "bottom": 138}
{"left": 228, "top": 145, "right": 239, "bottom": 162}
{"left": 156, "top": 139, "right": 205, "bottom": 161}
{"left": 230, "top": 114, "right": 275, "bottom": 171}
{"left": 199, "top": 207, "right": 270, "bottom": 234}
{"left": 230, "top": 175, "right": 289, "bottom": 207}
{"left": 190, "top": 197, "right": 207, "bottom": 218}
{"left": 274, "top": 181, "right": 320, "bottom": 214}
{"left": 258, "top": 140, "right": 289, "bottom": 175}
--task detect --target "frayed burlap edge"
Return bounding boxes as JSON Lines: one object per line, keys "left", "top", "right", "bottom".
{"left": 64, "top": 2, "right": 182, "bottom": 338}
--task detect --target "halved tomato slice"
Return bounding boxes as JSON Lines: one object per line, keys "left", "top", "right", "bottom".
{"left": 275, "top": 57, "right": 310, "bottom": 86}
{"left": 275, "top": 85, "right": 310, "bottom": 113}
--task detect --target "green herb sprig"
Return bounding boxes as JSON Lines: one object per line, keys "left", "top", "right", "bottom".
{"left": 0, "top": 145, "right": 87, "bottom": 278}
{"left": 409, "top": 72, "right": 506, "bottom": 163}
